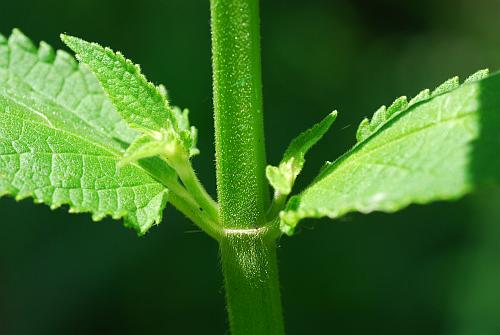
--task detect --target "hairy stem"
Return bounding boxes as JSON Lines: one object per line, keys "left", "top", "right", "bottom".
{"left": 220, "top": 231, "right": 285, "bottom": 335}
{"left": 211, "top": 0, "right": 269, "bottom": 230}
{"left": 210, "top": 0, "right": 285, "bottom": 333}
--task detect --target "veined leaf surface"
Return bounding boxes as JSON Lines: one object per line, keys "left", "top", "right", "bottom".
{"left": 0, "top": 29, "right": 137, "bottom": 144}
{"left": 0, "top": 30, "right": 168, "bottom": 234}
{"left": 61, "top": 34, "right": 199, "bottom": 161}
{"left": 281, "top": 71, "right": 500, "bottom": 235}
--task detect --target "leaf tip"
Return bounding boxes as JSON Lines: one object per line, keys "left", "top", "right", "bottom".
{"left": 329, "top": 110, "right": 338, "bottom": 120}
{"left": 60, "top": 34, "right": 89, "bottom": 55}
{"left": 59, "top": 33, "right": 73, "bottom": 45}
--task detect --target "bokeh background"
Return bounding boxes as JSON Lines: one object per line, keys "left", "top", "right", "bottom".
{"left": 1, "top": 0, "right": 500, "bottom": 334}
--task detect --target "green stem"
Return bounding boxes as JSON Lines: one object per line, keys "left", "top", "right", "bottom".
{"left": 210, "top": 0, "right": 285, "bottom": 333}
{"left": 211, "top": 0, "right": 269, "bottom": 229}
{"left": 220, "top": 231, "right": 285, "bottom": 335}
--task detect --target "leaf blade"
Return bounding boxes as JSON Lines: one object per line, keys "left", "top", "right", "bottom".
{"left": 61, "top": 34, "right": 172, "bottom": 132}
{"left": 0, "top": 31, "right": 169, "bottom": 234}
{"left": 1, "top": 29, "right": 137, "bottom": 145}
{"left": 0, "top": 93, "right": 168, "bottom": 233}
{"left": 61, "top": 34, "right": 199, "bottom": 159}
{"left": 281, "top": 70, "right": 500, "bottom": 235}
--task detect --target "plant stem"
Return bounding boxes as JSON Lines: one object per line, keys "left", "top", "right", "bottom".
{"left": 220, "top": 231, "right": 285, "bottom": 335}
{"left": 211, "top": 0, "right": 269, "bottom": 230}
{"left": 210, "top": 0, "right": 285, "bottom": 333}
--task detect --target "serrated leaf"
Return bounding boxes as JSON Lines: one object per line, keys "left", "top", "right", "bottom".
{"left": 408, "top": 89, "right": 430, "bottom": 107}
{"left": 266, "top": 111, "right": 337, "bottom": 195}
{"left": 0, "top": 29, "right": 137, "bottom": 145}
{"left": 431, "top": 76, "right": 459, "bottom": 97}
{"left": 369, "top": 106, "right": 386, "bottom": 131}
{"left": 356, "top": 97, "right": 408, "bottom": 143}
{"left": 356, "top": 118, "right": 370, "bottom": 142}
{"left": 386, "top": 96, "right": 408, "bottom": 118}
{"left": 61, "top": 34, "right": 198, "bottom": 159}
{"left": 61, "top": 34, "right": 172, "bottom": 132}
{"left": 281, "top": 71, "right": 500, "bottom": 235}
{"left": 0, "top": 30, "right": 169, "bottom": 234}
{"left": 464, "top": 69, "right": 489, "bottom": 84}
{"left": 353, "top": 73, "right": 491, "bottom": 146}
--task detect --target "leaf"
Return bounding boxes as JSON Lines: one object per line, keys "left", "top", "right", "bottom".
{"left": 431, "top": 76, "right": 459, "bottom": 97}
{"left": 0, "top": 30, "right": 169, "bottom": 234}
{"left": 266, "top": 111, "right": 337, "bottom": 195}
{"left": 356, "top": 96, "right": 408, "bottom": 142}
{"left": 280, "top": 69, "right": 500, "bottom": 235}
{"left": 118, "top": 134, "right": 169, "bottom": 168}
{"left": 61, "top": 34, "right": 198, "bottom": 159}
{"left": 0, "top": 29, "right": 137, "bottom": 145}
{"left": 60, "top": 34, "right": 171, "bottom": 131}
{"left": 352, "top": 72, "right": 488, "bottom": 145}
{"left": 408, "top": 89, "right": 430, "bottom": 107}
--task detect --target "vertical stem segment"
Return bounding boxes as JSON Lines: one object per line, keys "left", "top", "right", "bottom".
{"left": 220, "top": 232, "right": 285, "bottom": 335}
{"left": 211, "top": 0, "right": 268, "bottom": 229}
{"left": 211, "top": 0, "right": 285, "bottom": 333}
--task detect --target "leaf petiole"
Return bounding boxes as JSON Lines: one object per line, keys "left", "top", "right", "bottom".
{"left": 266, "top": 191, "right": 288, "bottom": 222}
{"left": 162, "top": 177, "right": 222, "bottom": 240}
{"left": 172, "top": 158, "right": 219, "bottom": 223}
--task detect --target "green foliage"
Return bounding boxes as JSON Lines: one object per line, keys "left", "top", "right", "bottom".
{"left": 2, "top": 29, "right": 499, "bottom": 253}
{"left": 266, "top": 111, "right": 337, "bottom": 196}
{"left": 280, "top": 70, "right": 497, "bottom": 235}
{"left": 0, "top": 29, "right": 136, "bottom": 144}
{"left": 356, "top": 97, "right": 408, "bottom": 142}
{"left": 0, "top": 30, "right": 218, "bottom": 238}
{"left": 61, "top": 35, "right": 199, "bottom": 166}
{"left": 2, "top": 29, "right": 499, "bottom": 242}
{"left": 0, "top": 30, "right": 169, "bottom": 234}
{"left": 2, "top": 3, "right": 500, "bottom": 334}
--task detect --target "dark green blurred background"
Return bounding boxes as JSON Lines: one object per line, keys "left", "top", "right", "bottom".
{"left": 2, "top": 0, "right": 500, "bottom": 334}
